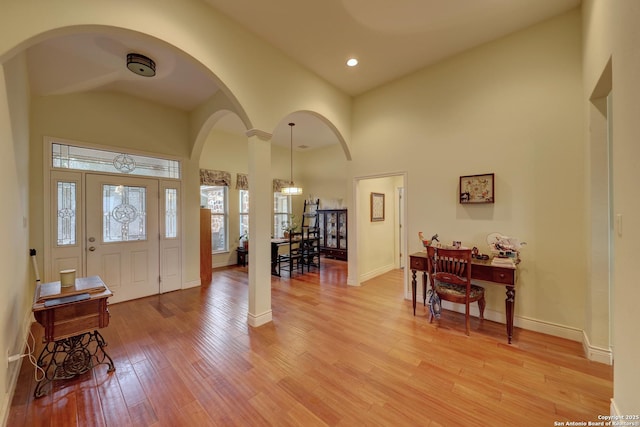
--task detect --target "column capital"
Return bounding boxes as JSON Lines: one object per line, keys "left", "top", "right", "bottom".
{"left": 245, "top": 128, "right": 272, "bottom": 141}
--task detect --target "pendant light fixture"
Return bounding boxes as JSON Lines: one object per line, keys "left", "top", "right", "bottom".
{"left": 281, "top": 122, "right": 303, "bottom": 196}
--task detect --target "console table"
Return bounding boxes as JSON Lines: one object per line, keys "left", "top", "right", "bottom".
{"left": 409, "top": 252, "right": 517, "bottom": 343}
{"left": 32, "top": 276, "right": 115, "bottom": 397}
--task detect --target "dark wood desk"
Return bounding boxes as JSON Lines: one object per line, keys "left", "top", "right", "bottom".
{"left": 32, "top": 276, "right": 115, "bottom": 397}
{"left": 409, "top": 252, "right": 517, "bottom": 343}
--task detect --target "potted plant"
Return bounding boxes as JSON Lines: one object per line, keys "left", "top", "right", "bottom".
{"left": 282, "top": 214, "right": 299, "bottom": 238}
{"left": 239, "top": 232, "right": 249, "bottom": 250}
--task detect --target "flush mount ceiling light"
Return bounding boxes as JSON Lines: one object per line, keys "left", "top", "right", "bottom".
{"left": 126, "top": 53, "right": 156, "bottom": 77}
{"left": 346, "top": 58, "right": 359, "bottom": 67}
{"left": 281, "top": 122, "right": 303, "bottom": 196}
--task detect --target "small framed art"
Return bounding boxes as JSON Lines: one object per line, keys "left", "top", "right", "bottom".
{"left": 370, "top": 192, "right": 385, "bottom": 221}
{"left": 459, "top": 173, "right": 494, "bottom": 204}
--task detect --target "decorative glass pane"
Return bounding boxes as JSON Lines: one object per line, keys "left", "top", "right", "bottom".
{"left": 57, "top": 182, "right": 76, "bottom": 246}
{"left": 165, "top": 188, "right": 178, "bottom": 239}
{"left": 52, "top": 143, "right": 180, "bottom": 179}
{"left": 102, "top": 184, "right": 147, "bottom": 242}
{"left": 211, "top": 214, "right": 226, "bottom": 252}
{"left": 200, "top": 185, "right": 227, "bottom": 252}
{"left": 201, "top": 186, "right": 225, "bottom": 213}
{"left": 273, "top": 192, "right": 290, "bottom": 238}
{"left": 239, "top": 190, "right": 249, "bottom": 239}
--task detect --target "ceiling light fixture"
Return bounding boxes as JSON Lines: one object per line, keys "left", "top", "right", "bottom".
{"left": 127, "top": 53, "right": 156, "bottom": 77}
{"left": 346, "top": 58, "right": 359, "bottom": 67}
{"left": 281, "top": 122, "right": 303, "bottom": 196}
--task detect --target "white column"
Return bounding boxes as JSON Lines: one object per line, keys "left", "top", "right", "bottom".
{"left": 246, "top": 129, "right": 273, "bottom": 327}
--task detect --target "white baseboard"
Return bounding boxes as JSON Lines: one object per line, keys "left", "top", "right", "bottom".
{"left": 582, "top": 330, "right": 613, "bottom": 365}
{"left": 610, "top": 398, "right": 620, "bottom": 417}
{"left": 2, "top": 310, "right": 34, "bottom": 425}
{"left": 430, "top": 300, "right": 613, "bottom": 364}
{"left": 247, "top": 310, "right": 272, "bottom": 327}
{"left": 360, "top": 263, "right": 396, "bottom": 283}
{"left": 183, "top": 279, "right": 201, "bottom": 289}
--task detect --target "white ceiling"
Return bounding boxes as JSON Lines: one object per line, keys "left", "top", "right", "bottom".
{"left": 24, "top": 0, "right": 580, "bottom": 149}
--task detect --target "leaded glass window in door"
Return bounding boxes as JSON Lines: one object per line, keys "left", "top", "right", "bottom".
{"left": 57, "top": 181, "right": 77, "bottom": 246}
{"left": 102, "top": 184, "right": 147, "bottom": 242}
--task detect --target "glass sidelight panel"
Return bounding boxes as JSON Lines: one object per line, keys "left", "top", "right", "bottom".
{"left": 56, "top": 181, "right": 77, "bottom": 246}
{"left": 165, "top": 188, "right": 178, "bottom": 239}
{"left": 102, "top": 184, "right": 147, "bottom": 242}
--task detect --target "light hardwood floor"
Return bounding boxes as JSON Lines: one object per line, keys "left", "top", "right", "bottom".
{"left": 8, "top": 259, "right": 612, "bottom": 426}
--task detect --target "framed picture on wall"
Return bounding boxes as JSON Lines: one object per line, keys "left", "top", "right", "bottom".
{"left": 459, "top": 173, "right": 495, "bottom": 204}
{"left": 370, "top": 192, "right": 385, "bottom": 221}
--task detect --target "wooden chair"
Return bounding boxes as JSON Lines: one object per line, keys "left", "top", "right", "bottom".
{"left": 278, "top": 232, "right": 303, "bottom": 276}
{"left": 428, "top": 247, "right": 485, "bottom": 335}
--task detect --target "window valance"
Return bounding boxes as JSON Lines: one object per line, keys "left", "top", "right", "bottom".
{"left": 200, "top": 169, "right": 231, "bottom": 186}
{"left": 236, "top": 173, "right": 248, "bottom": 190}
{"left": 273, "top": 179, "right": 291, "bottom": 192}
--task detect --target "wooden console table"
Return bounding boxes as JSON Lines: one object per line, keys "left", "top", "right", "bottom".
{"left": 409, "top": 252, "right": 517, "bottom": 343}
{"left": 32, "top": 276, "right": 115, "bottom": 397}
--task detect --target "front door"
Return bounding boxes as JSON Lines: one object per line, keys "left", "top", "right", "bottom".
{"left": 85, "top": 174, "right": 159, "bottom": 303}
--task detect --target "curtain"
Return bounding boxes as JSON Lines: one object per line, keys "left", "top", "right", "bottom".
{"left": 236, "top": 173, "right": 248, "bottom": 190}
{"left": 273, "top": 179, "right": 291, "bottom": 192}
{"left": 200, "top": 169, "right": 231, "bottom": 186}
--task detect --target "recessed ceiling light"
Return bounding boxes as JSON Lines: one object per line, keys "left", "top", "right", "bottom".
{"left": 346, "top": 58, "right": 359, "bottom": 67}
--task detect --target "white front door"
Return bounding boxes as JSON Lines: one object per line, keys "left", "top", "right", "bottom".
{"left": 85, "top": 174, "right": 159, "bottom": 303}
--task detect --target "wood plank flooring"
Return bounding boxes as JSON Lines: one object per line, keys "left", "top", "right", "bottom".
{"left": 8, "top": 259, "right": 612, "bottom": 426}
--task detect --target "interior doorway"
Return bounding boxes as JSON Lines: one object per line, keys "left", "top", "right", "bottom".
{"left": 352, "top": 173, "right": 407, "bottom": 290}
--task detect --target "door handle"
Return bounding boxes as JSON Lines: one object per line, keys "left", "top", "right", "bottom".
{"left": 88, "top": 246, "right": 96, "bottom": 252}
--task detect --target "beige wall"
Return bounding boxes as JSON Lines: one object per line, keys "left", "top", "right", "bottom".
{"left": 0, "top": 54, "right": 32, "bottom": 423}
{"left": 3, "top": 0, "right": 639, "bottom": 420}
{"left": 350, "top": 11, "right": 585, "bottom": 332}
{"left": 583, "top": 0, "right": 640, "bottom": 415}
{"left": 28, "top": 92, "right": 198, "bottom": 285}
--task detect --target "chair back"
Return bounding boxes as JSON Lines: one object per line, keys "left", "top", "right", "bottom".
{"left": 433, "top": 248, "right": 472, "bottom": 288}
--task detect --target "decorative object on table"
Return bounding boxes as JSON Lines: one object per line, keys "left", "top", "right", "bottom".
{"left": 59, "top": 269, "right": 76, "bottom": 288}
{"left": 486, "top": 232, "right": 526, "bottom": 266}
{"left": 471, "top": 245, "right": 490, "bottom": 260}
{"left": 459, "top": 173, "right": 494, "bottom": 204}
{"left": 418, "top": 232, "right": 439, "bottom": 248}
{"left": 281, "top": 122, "right": 303, "bottom": 195}
{"left": 370, "top": 192, "right": 385, "bottom": 221}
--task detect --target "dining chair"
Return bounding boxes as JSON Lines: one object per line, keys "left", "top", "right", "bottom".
{"left": 277, "top": 232, "right": 303, "bottom": 276}
{"left": 429, "top": 247, "right": 485, "bottom": 335}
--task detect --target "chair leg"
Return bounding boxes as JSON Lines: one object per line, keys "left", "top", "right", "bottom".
{"left": 478, "top": 296, "right": 486, "bottom": 320}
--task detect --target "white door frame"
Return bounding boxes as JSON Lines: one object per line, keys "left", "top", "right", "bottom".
{"left": 43, "top": 137, "right": 182, "bottom": 300}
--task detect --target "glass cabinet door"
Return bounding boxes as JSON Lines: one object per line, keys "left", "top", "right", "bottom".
{"left": 338, "top": 211, "right": 347, "bottom": 250}
{"left": 319, "top": 213, "right": 325, "bottom": 247}
{"left": 327, "top": 212, "right": 337, "bottom": 248}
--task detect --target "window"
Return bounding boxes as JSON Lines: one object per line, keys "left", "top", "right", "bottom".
{"left": 56, "top": 181, "right": 77, "bottom": 246}
{"left": 165, "top": 188, "right": 178, "bottom": 239}
{"left": 239, "top": 190, "right": 249, "bottom": 239}
{"left": 102, "top": 184, "right": 147, "bottom": 242}
{"left": 200, "top": 185, "right": 228, "bottom": 252}
{"left": 52, "top": 143, "right": 180, "bottom": 178}
{"left": 273, "top": 192, "right": 291, "bottom": 238}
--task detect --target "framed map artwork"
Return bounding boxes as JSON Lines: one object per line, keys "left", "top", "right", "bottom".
{"left": 370, "top": 192, "right": 385, "bottom": 221}
{"left": 459, "top": 173, "right": 494, "bottom": 204}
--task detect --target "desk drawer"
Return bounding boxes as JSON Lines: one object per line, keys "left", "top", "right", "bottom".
{"left": 410, "top": 256, "right": 428, "bottom": 271}
{"left": 491, "top": 269, "right": 515, "bottom": 285}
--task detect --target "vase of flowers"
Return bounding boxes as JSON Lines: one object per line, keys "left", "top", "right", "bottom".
{"left": 282, "top": 214, "right": 299, "bottom": 238}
